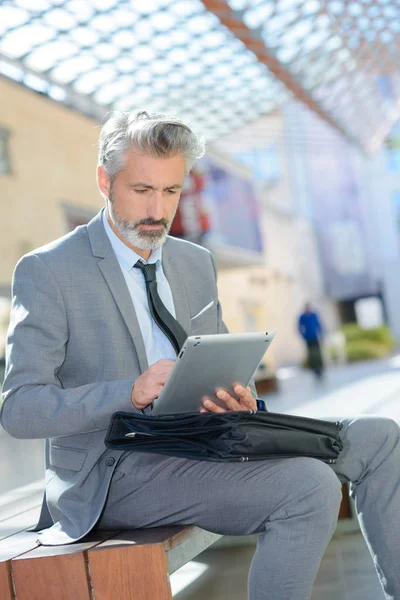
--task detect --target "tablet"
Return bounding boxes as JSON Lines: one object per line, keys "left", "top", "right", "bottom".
{"left": 151, "top": 331, "right": 275, "bottom": 415}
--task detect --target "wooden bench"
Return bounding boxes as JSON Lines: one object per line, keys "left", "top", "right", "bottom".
{"left": 0, "top": 478, "right": 356, "bottom": 600}
{"left": 0, "top": 496, "right": 222, "bottom": 600}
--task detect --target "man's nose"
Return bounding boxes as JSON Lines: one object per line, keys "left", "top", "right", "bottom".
{"left": 147, "top": 192, "right": 164, "bottom": 221}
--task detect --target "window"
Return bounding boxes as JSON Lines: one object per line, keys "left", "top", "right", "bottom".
{"left": 0, "top": 127, "right": 11, "bottom": 175}
{"left": 233, "top": 147, "right": 282, "bottom": 184}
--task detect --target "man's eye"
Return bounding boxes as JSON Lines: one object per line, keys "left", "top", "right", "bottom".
{"left": 135, "top": 189, "right": 148, "bottom": 194}
{"left": 167, "top": 189, "right": 178, "bottom": 195}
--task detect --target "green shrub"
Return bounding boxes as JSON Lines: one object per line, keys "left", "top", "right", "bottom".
{"left": 346, "top": 340, "right": 389, "bottom": 362}
{"left": 340, "top": 323, "right": 365, "bottom": 343}
{"left": 339, "top": 323, "right": 396, "bottom": 351}
{"left": 301, "top": 323, "right": 396, "bottom": 367}
{"left": 361, "top": 327, "right": 396, "bottom": 349}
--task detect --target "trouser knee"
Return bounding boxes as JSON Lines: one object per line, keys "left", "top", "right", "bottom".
{"left": 347, "top": 416, "right": 400, "bottom": 459}
{"left": 368, "top": 417, "right": 398, "bottom": 448}
{"left": 286, "top": 458, "right": 342, "bottom": 530}
{"left": 312, "top": 464, "right": 342, "bottom": 527}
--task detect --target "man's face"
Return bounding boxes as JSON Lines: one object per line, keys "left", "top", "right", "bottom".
{"left": 98, "top": 149, "right": 186, "bottom": 258}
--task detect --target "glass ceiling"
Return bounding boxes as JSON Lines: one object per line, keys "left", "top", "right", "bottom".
{"left": 0, "top": 0, "right": 399, "bottom": 151}
{"left": 0, "top": 0, "right": 287, "bottom": 142}
{"left": 205, "top": 0, "right": 400, "bottom": 152}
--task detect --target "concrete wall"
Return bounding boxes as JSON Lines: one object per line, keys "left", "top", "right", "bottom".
{"left": 0, "top": 77, "right": 102, "bottom": 285}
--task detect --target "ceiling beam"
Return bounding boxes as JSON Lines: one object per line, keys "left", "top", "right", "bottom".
{"left": 201, "top": 0, "right": 360, "bottom": 148}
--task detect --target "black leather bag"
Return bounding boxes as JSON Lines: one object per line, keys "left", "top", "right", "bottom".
{"left": 105, "top": 410, "right": 343, "bottom": 464}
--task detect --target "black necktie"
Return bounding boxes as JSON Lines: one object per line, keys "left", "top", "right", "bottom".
{"left": 134, "top": 261, "right": 187, "bottom": 354}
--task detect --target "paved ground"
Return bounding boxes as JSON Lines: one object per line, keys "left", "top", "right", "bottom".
{"left": 172, "top": 532, "right": 384, "bottom": 600}
{"left": 2, "top": 355, "right": 400, "bottom": 598}
{"left": 267, "top": 354, "right": 400, "bottom": 422}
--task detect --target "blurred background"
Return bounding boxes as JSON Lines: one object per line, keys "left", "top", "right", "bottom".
{"left": 1, "top": 0, "right": 400, "bottom": 598}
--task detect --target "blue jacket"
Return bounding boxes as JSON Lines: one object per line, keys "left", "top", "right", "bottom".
{"left": 298, "top": 311, "right": 322, "bottom": 341}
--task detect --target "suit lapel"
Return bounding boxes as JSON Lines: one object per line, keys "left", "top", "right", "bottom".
{"left": 97, "top": 254, "right": 148, "bottom": 373}
{"left": 162, "top": 247, "right": 191, "bottom": 336}
{"left": 87, "top": 211, "right": 148, "bottom": 373}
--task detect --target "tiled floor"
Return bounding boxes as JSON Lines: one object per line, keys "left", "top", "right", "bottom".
{"left": 311, "top": 533, "right": 384, "bottom": 600}
{"left": 173, "top": 532, "right": 385, "bottom": 600}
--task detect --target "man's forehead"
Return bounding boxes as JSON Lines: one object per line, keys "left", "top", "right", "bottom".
{"left": 124, "top": 147, "right": 185, "bottom": 165}
{"left": 120, "top": 150, "right": 186, "bottom": 182}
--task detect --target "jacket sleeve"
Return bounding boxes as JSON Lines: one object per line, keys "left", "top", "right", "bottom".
{"left": 208, "top": 252, "right": 259, "bottom": 401}
{"left": 0, "top": 253, "right": 141, "bottom": 440}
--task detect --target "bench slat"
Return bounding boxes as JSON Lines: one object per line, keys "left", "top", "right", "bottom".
{"left": 90, "top": 525, "right": 195, "bottom": 548}
{"left": 0, "top": 563, "right": 13, "bottom": 600}
{"left": 14, "top": 552, "right": 91, "bottom": 600}
{"left": 87, "top": 526, "right": 222, "bottom": 599}
{"left": 0, "top": 485, "right": 44, "bottom": 526}
{"left": 0, "top": 506, "right": 41, "bottom": 541}
{"left": 166, "top": 527, "right": 221, "bottom": 574}
{"left": 11, "top": 531, "right": 119, "bottom": 600}
{"left": 0, "top": 530, "right": 41, "bottom": 600}
{"left": 89, "top": 542, "right": 172, "bottom": 600}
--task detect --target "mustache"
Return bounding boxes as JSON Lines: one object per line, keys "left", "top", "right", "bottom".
{"left": 134, "top": 218, "right": 169, "bottom": 228}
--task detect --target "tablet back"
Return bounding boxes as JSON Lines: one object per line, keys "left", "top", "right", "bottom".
{"left": 151, "top": 331, "right": 275, "bottom": 415}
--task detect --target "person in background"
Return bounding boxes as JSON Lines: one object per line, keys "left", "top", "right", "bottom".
{"left": 298, "top": 303, "right": 324, "bottom": 379}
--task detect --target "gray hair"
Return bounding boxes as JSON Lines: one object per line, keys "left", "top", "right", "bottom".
{"left": 98, "top": 110, "right": 206, "bottom": 178}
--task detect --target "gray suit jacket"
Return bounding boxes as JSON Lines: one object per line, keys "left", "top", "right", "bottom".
{"left": 1, "top": 210, "right": 257, "bottom": 545}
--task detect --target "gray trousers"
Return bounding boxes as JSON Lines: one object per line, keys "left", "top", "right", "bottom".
{"left": 97, "top": 415, "right": 400, "bottom": 600}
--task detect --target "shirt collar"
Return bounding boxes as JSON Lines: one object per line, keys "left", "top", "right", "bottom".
{"left": 102, "top": 209, "right": 162, "bottom": 270}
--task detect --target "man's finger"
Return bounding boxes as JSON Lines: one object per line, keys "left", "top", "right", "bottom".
{"left": 203, "top": 397, "right": 227, "bottom": 413}
{"left": 215, "top": 389, "right": 242, "bottom": 411}
{"left": 233, "top": 384, "right": 248, "bottom": 398}
{"left": 233, "top": 384, "right": 256, "bottom": 407}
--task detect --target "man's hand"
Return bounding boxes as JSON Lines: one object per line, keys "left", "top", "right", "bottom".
{"left": 201, "top": 385, "right": 257, "bottom": 413}
{"left": 131, "top": 359, "right": 175, "bottom": 410}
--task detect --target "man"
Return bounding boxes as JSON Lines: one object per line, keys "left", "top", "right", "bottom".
{"left": 298, "top": 303, "right": 324, "bottom": 379}
{"left": 1, "top": 111, "right": 400, "bottom": 600}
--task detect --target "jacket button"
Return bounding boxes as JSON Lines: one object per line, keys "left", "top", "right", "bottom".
{"left": 105, "top": 457, "right": 115, "bottom": 467}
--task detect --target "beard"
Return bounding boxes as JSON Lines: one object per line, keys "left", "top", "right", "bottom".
{"left": 108, "top": 193, "right": 176, "bottom": 250}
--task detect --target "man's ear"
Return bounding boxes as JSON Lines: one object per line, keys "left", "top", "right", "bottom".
{"left": 97, "top": 165, "right": 111, "bottom": 200}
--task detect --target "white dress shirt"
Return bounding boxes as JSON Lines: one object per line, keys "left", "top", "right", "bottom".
{"left": 102, "top": 210, "right": 177, "bottom": 366}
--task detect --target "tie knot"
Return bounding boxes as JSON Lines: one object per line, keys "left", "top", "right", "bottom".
{"left": 134, "top": 261, "right": 156, "bottom": 284}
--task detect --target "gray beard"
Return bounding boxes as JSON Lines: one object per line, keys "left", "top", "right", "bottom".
{"left": 107, "top": 203, "right": 173, "bottom": 250}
